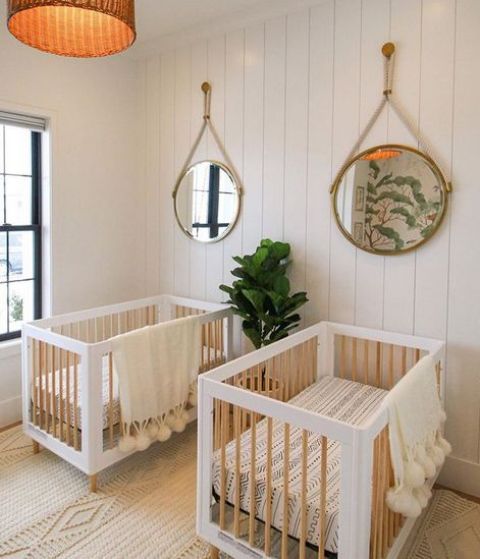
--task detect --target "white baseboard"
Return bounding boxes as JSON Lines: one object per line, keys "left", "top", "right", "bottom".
{"left": 0, "top": 396, "right": 22, "bottom": 428}
{"left": 438, "top": 454, "right": 480, "bottom": 498}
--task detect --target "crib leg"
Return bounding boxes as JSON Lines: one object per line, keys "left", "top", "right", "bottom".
{"left": 32, "top": 440, "right": 40, "bottom": 454}
{"left": 89, "top": 474, "right": 98, "bottom": 493}
{"left": 210, "top": 546, "right": 219, "bottom": 559}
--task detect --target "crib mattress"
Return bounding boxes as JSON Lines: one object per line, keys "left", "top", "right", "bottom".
{"left": 211, "top": 376, "right": 387, "bottom": 554}
{"left": 33, "top": 346, "right": 223, "bottom": 431}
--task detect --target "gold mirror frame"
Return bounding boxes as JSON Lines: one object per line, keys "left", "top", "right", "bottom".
{"left": 331, "top": 144, "right": 450, "bottom": 255}
{"left": 173, "top": 159, "right": 242, "bottom": 244}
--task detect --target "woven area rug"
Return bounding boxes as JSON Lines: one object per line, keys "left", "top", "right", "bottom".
{"left": 0, "top": 423, "right": 211, "bottom": 559}
{"left": 2, "top": 424, "right": 479, "bottom": 559}
{"left": 400, "top": 489, "right": 480, "bottom": 559}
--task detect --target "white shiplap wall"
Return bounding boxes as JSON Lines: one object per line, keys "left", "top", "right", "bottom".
{"left": 141, "top": 0, "right": 480, "bottom": 494}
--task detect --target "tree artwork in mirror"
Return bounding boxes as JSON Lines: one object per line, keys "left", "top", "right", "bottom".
{"left": 174, "top": 160, "right": 241, "bottom": 243}
{"left": 331, "top": 145, "right": 448, "bottom": 254}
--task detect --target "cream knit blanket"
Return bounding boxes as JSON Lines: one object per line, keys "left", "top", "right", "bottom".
{"left": 112, "top": 315, "right": 201, "bottom": 452}
{"left": 383, "top": 355, "right": 451, "bottom": 518}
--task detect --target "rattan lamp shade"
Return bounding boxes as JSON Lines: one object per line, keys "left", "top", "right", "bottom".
{"left": 7, "top": 0, "right": 136, "bottom": 57}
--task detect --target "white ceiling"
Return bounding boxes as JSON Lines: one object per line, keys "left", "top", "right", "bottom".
{"left": 134, "top": 0, "right": 266, "bottom": 44}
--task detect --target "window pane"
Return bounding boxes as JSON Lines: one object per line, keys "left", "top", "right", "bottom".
{"left": 4, "top": 126, "right": 32, "bottom": 176}
{"left": 5, "top": 176, "right": 32, "bottom": 225}
{"left": 9, "top": 280, "right": 34, "bottom": 332}
{"left": 9, "top": 231, "right": 34, "bottom": 280}
{"left": 0, "top": 233, "right": 6, "bottom": 282}
{"left": 0, "top": 283, "right": 7, "bottom": 335}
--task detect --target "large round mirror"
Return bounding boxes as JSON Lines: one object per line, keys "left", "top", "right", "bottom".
{"left": 173, "top": 160, "right": 241, "bottom": 243}
{"left": 331, "top": 145, "right": 449, "bottom": 254}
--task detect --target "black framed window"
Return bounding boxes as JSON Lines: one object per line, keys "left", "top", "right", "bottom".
{"left": 0, "top": 125, "right": 42, "bottom": 340}
{"left": 192, "top": 163, "right": 235, "bottom": 240}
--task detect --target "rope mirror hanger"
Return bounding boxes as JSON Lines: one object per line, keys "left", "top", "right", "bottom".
{"left": 330, "top": 43, "right": 452, "bottom": 255}
{"left": 172, "top": 82, "right": 243, "bottom": 243}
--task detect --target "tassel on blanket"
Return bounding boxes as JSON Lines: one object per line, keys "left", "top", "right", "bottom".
{"left": 119, "top": 380, "right": 196, "bottom": 452}
{"left": 384, "top": 355, "right": 451, "bottom": 518}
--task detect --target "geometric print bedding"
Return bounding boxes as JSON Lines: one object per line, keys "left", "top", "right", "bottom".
{"left": 211, "top": 376, "right": 387, "bottom": 553}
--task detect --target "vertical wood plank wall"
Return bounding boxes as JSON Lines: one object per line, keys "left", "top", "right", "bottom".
{"left": 141, "top": 1, "right": 480, "bottom": 473}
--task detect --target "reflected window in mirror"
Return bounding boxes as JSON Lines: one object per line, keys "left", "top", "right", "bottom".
{"left": 174, "top": 160, "right": 240, "bottom": 243}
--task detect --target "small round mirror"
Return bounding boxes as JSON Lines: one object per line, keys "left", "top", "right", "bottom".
{"left": 174, "top": 160, "right": 241, "bottom": 243}
{"left": 331, "top": 145, "right": 448, "bottom": 254}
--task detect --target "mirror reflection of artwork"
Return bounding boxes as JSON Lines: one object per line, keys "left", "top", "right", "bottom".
{"left": 174, "top": 161, "right": 240, "bottom": 243}
{"left": 332, "top": 145, "right": 448, "bottom": 254}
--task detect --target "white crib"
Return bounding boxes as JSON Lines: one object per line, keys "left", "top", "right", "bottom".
{"left": 22, "top": 295, "right": 233, "bottom": 491}
{"left": 197, "top": 321, "right": 445, "bottom": 559}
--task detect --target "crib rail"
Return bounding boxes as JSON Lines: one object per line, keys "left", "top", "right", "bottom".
{"left": 198, "top": 321, "right": 446, "bottom": 559}
{"left": 51, "top": 304, "right": 159, "bottom": 343}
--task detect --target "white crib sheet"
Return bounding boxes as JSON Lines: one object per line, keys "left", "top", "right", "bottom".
{"left": 33, "top": 346, "right": 223, "bottom": 431}
{"left": 211, "top": 376, "right": 387, "bottom": 554}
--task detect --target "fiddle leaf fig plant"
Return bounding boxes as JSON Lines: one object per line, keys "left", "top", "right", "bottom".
{"left": 220, "top": 239, "right": 308, "bottom": 349}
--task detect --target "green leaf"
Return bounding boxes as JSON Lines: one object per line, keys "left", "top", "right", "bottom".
{"left": 241, "top": 289, "right": 265, "bottom": 314}
{"left": 271, "top": 242, "right": 290, "bottom": 261}
{"left": 260, "top": 238, "right": 273, "bottom": 248}
{"left": 253, "top": 247, "right": 269, "bottom": 268}
{"left": 273, "top": 275, "right": 290, "bottom": 298}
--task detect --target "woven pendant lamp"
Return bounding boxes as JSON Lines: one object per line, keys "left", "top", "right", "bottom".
{"left": 7, "top": 0, "right": 136, "bottom": 57}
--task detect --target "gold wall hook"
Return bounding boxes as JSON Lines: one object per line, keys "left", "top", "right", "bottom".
{"left": 382, "top": 42, "right": 395, "bottom": 59}
{"left": 202, "top": 81, "right": 211, "bottom": 120}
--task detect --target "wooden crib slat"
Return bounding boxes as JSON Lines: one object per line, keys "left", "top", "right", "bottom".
{"left": 73, "top": 353, "right": 79, "bottom": 450}
{"left": 375, "top": 342, "right": 381, "bottom": 388}
{"left": 109, "top": 352, "right": 114, "bottom": 449}
{"left": 241, "top": 370, "right": 247, "bottom": 432}
{"left": 388, "top": 344, "right": 394, "bottom": 389}
{"left": 66, "top": 351, "right": 71, "bottom": 446}
{"left": 214, "top": 399, "right": 220, "bottom": 450}
{"left": 234, "top": 405, "right": 241, "bottom": 537}
{"left": 319, "top": 435, "right": 327, "bottom": 558}
{"left": 32, "top": 340, "right": 37, "bottom": 424}
{"left": 352, "top": 337, "right": 357, "bottom": 382}
{"left": 249, "top": 410, "right": 257, "bottom": 546}
{"left": 207, "top": 323, "right": 212, "bottom": 370}
{"left": 340, "top": 335, "right": 346, "bottom": 379}
{"left": 281, "top": 423, "right": 290, "bottom": 559}
{"left": 59, "top": 348, "right": 64, "bottom": 442}
{"left": 300, "top": 429, "right": 308, "bottom": 559}
{"left": 39, "top": 341, "right": 44, "bottom": 429}
{"left": 45, "top": 342, "right": 50, "bottom": 432}
{"left": 381, "top": 429, "right": 389, "bottom": 558}
{"left": 364, "top": 339, "right": 370, "bottom": 385}
{"left": 388, "top": 458, "right": 395, "bottom": 548}
{"left": 401, "top": 346, "right": 407, "bottom": 376}
{"left": 220, "top": 400, "right": 227, "bottom": 531}
{"left": 220, "top": 319, "right": 224, "bottom": 363}
{"left": 371, "top": 434, "right": 380, "bottom": 559}
{"left": 51, "top": 345, "right": 56, "bottom": 438}
{"left": 265, "top": 416, "right": 273, "bottom": 556}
